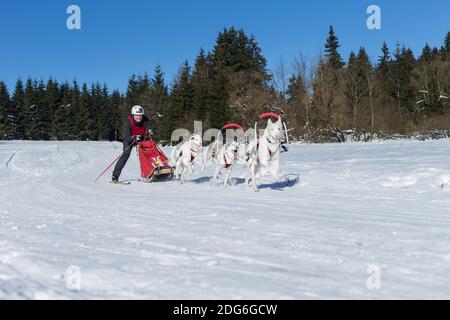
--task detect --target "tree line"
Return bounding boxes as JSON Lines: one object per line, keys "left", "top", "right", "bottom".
{"left": 0, "top": 26, "right": 449, "bottom": 143}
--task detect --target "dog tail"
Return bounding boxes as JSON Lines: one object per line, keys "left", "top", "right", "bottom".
{"left": 171, "top": 144, "right": 182, "bottom": 162}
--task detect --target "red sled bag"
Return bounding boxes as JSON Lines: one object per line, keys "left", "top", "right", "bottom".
{"left": 137, "top": 140, "right": 174, "bottom": 182}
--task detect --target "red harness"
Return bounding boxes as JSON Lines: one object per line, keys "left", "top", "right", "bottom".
{"left": 128, "top": 116, "right": 148, "bottom": 137}
{"left": 224, "top": 155, "right": 232, "bottom": 169}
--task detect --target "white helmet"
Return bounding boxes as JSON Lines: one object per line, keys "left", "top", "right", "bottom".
{"left": 131, "top": 105, "right": 145, "bottom": 116}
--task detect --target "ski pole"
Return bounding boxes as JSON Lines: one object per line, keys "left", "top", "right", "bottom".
{"left": 91, "top": 142, "right": 135, "bottom": 184}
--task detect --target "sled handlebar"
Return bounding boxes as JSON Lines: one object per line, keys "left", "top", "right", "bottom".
{"left": 222, "top": 123, "right": 244, "bottom": 131}
{"left": 257, "top": 112, "right": 280, "bottom": 120}
{"left": 254, "top": 112, "right": 290, "bottom": 146}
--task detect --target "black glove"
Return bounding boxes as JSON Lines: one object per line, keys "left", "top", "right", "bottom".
{"left": 131, "top": 135, "right": 143, "bottom": 143}
{"left": 281, "top": 145, "right": 289, "bottom": 153}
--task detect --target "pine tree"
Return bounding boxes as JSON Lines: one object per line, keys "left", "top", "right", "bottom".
{"left": 15, "top": 80, "right": 26, "bottom": 140}
{"left": 23, "top": 79, "right": 36, "bottom": 140}
{"left": 192, "top": 49, "right": 210, "bottom": 121}
{"left": 375, "top": 42, "right": 394, "bottom": 116}
{"left": 126, "top": 75, "right": 140, "bottom": 108}
{"left": 52, "top": 82, "right": 70, "bottom": 140}
{"left": 248, "top": 34, "right": 268, "bottom": 76}
{"left": 152, "top": 64, "right": 169, "bottom": 114}
{"left": 377, "top": 42, "right": 391, "bottom": 76}
{"left": 287, "top": 75, "right": 306, "bottom": 103}
{"left": 27, "top": 80, "right": 40, "bottom": 140}
{"left": 29, "top": 79, "right": 57, "bottom": 140}
{"left": 210, "top": 27, "right": 269, "bottom": 128}
{"left": 212, "top": 27, "right": 268, "bottom": 77}
{"left": 0, "top": 82, "right": 9, "bottom": 139}
{"left": 441, "top": 32, "right": 450, "bottom": 61}
{"left": 419, "top": 43, "right": 432, "bottom": 63}
{"left": 4, "top": 95, "right": 17, "bottom": 140}
{"left": 356, "top": 47, "right": 372, "bottom": 89}
{"left": 153, "top": 65, "right": 165, "bottom": 89}
{"left": 47, "top": 79, "right": 59, "bottom": 114}
{"left": 28, "top": 80, "right": 50, "bottom": 140}
{"left": 162, "top": 61, "right": 194, "bottom": 140}
{"left": 8, "top": 79, "right": 26, "bottom": 140}
{"left": 83, "top": 83, "right": 101, "bottom": 140}
{"left": 324, "top": 26, "right": 345, "bottom": 69}
{"left": 389, "top": 44, "right": 416, "bottom": 114}
{"left": 63, "top": 80, "right": 80, "bottom": 140}
{"left": 445, "top": 32, "right": 450, "bottom": 50}
{"left": 126, "top": 73, "right": 152, "bottom": 110}
{"left": 311, "top": 27, "right": 347, "bottom": 140}
{"left": 138, "top": 65, "right": 169, "bottom": 127}
{"left": 346, "top": 48, "right": 372, "bottom": 130}
{"left": 41, "top": 79, "right": 58, "bottom": 140}
{"left": 77, "top": 83, "right": 92, "bottom": 140}
{"left": 208, "top": 66, "right": 229, "bottom": 129}
{"left": 109, "top": 90, "right": 123, "bottom": 141}
{"left": 431, "top": 47, "right": 440, "bottom": 61}
{"left": 287, "top": 74, "right": 308, "bottom": 130}
{"left": 149, "top": 65, "right": 169, "bottom": 140}
{"left": 172, "top": 61, "right": 194, "bottom": 123}
{"left": 97, "top": 84, "right": 115, "bottom": 141}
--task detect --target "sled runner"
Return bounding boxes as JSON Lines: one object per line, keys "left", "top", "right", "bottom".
{"left": 137, "top": 139, "right": 174, "bottom": 182}
{"left": 109, "top": 180, "right": 132, "bottom": 185}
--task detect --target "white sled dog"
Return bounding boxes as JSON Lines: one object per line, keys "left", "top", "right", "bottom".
{"left": 172, "top": 134, "right": 202, "bottom": 184}
{"left": 202, "top": 139, "right": 221, "bottom": 171}
{"left": 211, "top": 140, "right": 240, "bottom": 186}
{"left": 245, "top": 117, "right": 284, "bottom": 192}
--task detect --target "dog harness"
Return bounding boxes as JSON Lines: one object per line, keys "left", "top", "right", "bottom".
{"left": 266, "top": 137, "right": 281, "bottom": 156}
{"left": 178, "top": 149, "right": 197, "bottom": 163}
{"left": 224, "top": 155, "right": 232, "bottom": 169}
{"left": 127, "top": 116, "right": 148, "bottom": 137}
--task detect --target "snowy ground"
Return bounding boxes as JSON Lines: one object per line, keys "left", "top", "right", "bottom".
{"left": 1, "top": 139, "right": 450, "bottom": 299}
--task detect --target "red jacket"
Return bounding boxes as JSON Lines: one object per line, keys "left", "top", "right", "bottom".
{"left": 122, "top": 115, "right": 151, "bottom": 144}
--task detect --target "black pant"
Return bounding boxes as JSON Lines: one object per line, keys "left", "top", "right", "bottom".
{"left": 112, "top": 142, "right": 134, "bottom": 179}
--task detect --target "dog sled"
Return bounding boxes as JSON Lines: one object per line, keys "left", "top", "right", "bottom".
{"left": 137, "top": 139, "right": 174, "bottom": 182}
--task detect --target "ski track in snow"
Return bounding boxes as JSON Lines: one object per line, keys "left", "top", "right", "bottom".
{"left": 5, "top": 149, "right": 19, "bottom": 168}
{"left": 0, "top": 139, "right": 450, "bottom": 299}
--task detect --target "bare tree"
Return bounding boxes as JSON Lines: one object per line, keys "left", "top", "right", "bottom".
{"left": 366, "top": 67, "right": 377, "bottom": 137}
{"left": 273, "top": 57, "right": 288, "bottom": 97}
{"left": 436, "top": 61, "right": 450, "bottom": 108}
{"left": 312, "top": 57, "right": 347, "bottom": 142}
{"left": 292, "top": 53, "right": 313, "bottom": 130}
{"left": 346, "top": 58, "right": 363, "bottom": 132}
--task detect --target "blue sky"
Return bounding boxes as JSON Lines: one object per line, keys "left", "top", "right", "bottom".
{"left": 0, "top": 0, "right": 449, "bottom": 93}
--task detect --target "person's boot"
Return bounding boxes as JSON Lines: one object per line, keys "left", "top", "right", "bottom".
{"left": 111, "top": 176, "right": 119, "bottom": 184}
